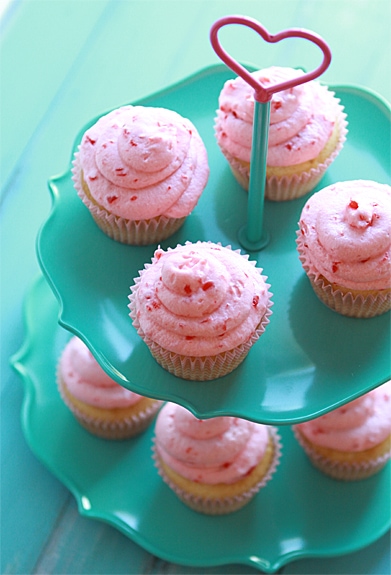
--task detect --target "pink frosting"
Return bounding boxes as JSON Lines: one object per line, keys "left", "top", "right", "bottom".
{"left": 295, "top": 381, "right": 391, "bottom": 452}
{"left": 59, "top": 337, "right": 143, "bottom": 409}
{"left": 215, "top": 66, "right": 338, "bottom": 167}
{"left": 76, "top": 105, "right": 209, "bottom": 219}
{"left": 130, "top": 241, "right": 272, "bottom": 356}
{"left": 298, "top": 180, "right": 391, "bottom": 290}
{"left": 154, "top": 402, "right": 270, "bottom": 484}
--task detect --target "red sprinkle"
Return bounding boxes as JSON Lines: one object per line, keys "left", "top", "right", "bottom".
{"left": 107, "top": 195, "right": 118, "bottom": 204}
{"left": 86, "top": 136, "right": 96, "bottom": 145}
{"left": 185, "top": 336, "right": 195, "bottom": 340}
{"left": 285, "top": 143, "right": 292, "bottom": 150}
{"left": 184, "top": 285, "right": 192, "bottom": 295}
{"left": 252, "top": 295, "right": 259, "bottom": 307}
{"left": 349, "top": 200, "right": 359, "bottom": 209}
{"left": 130, "top": 196, "right": 137, "bottom": 201}
{"left": 202, "top": 281, "right": 214, "bottom": 291}
{"left": 332, "top": 262, "right": 340, "bottom": 273}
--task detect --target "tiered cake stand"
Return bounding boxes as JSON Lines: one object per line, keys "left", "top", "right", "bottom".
{"left": 11, "top": 17, "right": 391, "bottom": 573}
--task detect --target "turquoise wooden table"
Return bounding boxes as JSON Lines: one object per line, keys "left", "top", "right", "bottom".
{"left": 1, "top": 1, "right": 390, "bottom": 573}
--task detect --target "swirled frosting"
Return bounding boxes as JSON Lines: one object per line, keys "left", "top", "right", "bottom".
{"left": 60, "top": 337, "right": 142, "bottom": 409}
{"left": 76, "top": 105, "right": 209, "bottom": 219}
{"left": 215, "top": 66, "right": 338, "bottom": 167}
{"left": 297, "top": 180, "right": 391, "bottom": 290}
{"left": 130, "top": 242, "right": 272, "bottom": 356}
{"left": 295, "top": 381, "right": 391, "bottom": 452}
{"left": 154, "top": 402, "right": 270, "bottom": 484}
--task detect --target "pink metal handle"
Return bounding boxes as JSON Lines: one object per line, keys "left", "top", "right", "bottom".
{"left": 210, "top": 15, "right": 332, "bottom": 102}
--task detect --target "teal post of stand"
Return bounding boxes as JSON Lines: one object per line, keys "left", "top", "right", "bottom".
{"left": 210, "top": 15, "right": 332, "bottom": 252}
{"left": 238, "top": 99, "right": 271, "bottom": 251}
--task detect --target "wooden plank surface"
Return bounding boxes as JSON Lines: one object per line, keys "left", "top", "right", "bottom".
{"left": 1, "top": 1, "right": 390, "bottom": 574}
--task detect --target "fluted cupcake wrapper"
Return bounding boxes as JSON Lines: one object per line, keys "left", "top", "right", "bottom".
{"left": 296, "top": 232, "right": 391, "bottom": 318}
{"left": 215, "top": 98, "right": 348, "bottom": 202}
{"left": 134, "top": 313, "right": 272, "bottom": 381}
{"left": 57, "top": 372, "right": 162, "bottom": 440}
{"left": 293, "top": 427, "right": 391, "bottom": 481}
{"left": 152, "top": 426, "right": 282, "bottom": 515}
{"left": 72, "top": 153, "right": 186, "bottom": 245}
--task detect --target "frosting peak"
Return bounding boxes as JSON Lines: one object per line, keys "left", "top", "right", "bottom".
{"left": 159, "top": 249, "right": 228, "bottom": 317}
{"left": 344, "top": 198, "right": 378, "bottom": 230}
{"left": 118, "top": 122, "right": 177, "bottom": 173}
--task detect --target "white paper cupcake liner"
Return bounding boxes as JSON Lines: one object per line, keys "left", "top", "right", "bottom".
{"left": 293, "top": 427, "right": 391, "bottom": 481}
{"left": 134, "top": 313, "right": 272, "bottom": 381}
{"left": 72, "top": 153, "right": 186, "bottom": 245}
{"left": 296, "top": 232, "right": 391, "bottom": 318}
{"left": 152, "top": 426, "right": 282, "bottom": 514}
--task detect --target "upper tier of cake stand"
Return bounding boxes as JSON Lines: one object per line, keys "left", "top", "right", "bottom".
{"left": 36, "top": 65, "right": 391, "bottom": 424}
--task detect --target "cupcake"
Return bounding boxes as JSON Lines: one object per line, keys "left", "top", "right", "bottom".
{"left": 72, "top": 105, "right": 209, "bottom": 245}
{"left": 293, "top": 381, "right": 391, "bottom": 481}
{"left": 153, "top": 402, "right": 281, "bottom": 514}
{"left": 57, "top": 336, "right": 162, "bottom": 439}
{"left": 128, "top": 241, "right": 273, "bottom": 381}
{"left": 214, "top": 66, "right": 347, "bottom": 201}
{"left": 296, "top": 179, "right": 391, "bottom": 317}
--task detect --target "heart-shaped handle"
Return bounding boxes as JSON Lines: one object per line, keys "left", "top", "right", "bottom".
{"left": 210, "top": 15, "right": 332, "bottom": 102}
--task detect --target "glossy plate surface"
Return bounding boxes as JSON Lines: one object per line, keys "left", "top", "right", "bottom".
{"left": 36, "top": 65, "right": 391, "bottom": 423}
{"left": 10, "top": 275, "right": 391, "bottom": 573}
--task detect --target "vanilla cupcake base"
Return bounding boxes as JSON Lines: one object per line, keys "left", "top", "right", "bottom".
{"left": 294, "top": 427, "right": 391, "bottom": 481}
{"left": 58, "top": 376, "right": 162, "bottom": 439}
{"left": 220, "top": 110, "right": 347, "bottom": 202}
{"left": 153, "top": 428, "right": 282, "bottom": 514}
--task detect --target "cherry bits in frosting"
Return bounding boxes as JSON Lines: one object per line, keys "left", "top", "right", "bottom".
{"left": 215, "top": 66, "right": 338, "bottom": 167}
{"left": 297, "top": 180, "right": 391, "bottom": 290}
{"left": 154, "top": 403, "right": 271, "bottom": 484}
{"left": 74, "top": 105, "right": 209, "bottom": 221}
{"left": 129, "top": 241, "right": 273, "bottom": 358}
